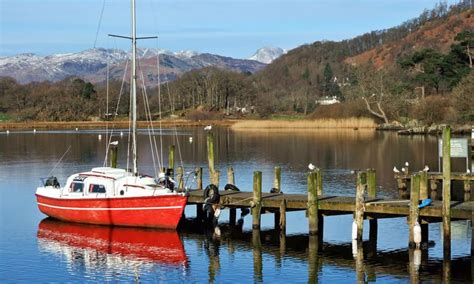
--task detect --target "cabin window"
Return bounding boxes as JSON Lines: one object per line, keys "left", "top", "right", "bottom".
{"left": 70, "top": 182, "right": 84, "bottom": 193}
{"left": 89, "top": 184, "right": 106, "bottom": 193}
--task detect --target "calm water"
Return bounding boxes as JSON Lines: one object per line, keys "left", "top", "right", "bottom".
{"left": 0, "top": 127, "right": 471, "bottom": 282}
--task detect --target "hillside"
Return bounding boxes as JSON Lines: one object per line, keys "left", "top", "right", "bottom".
{"left": 346, "top": 10, "right": 473, "bottom": 68}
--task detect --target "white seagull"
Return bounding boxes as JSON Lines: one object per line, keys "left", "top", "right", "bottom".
{"left": 423, "top": 165, "right": 429, "bottom": 172}
{"left": 110, "top": 141, "right": 119, "bottom": 146}
{"left": 308, "top": 163, "right": 316, "bottom": 171}
{"left": 393, "top": 166, "right": 400, "bottom": 173}
{"left": 204, "top": 125, "right": 212, "bottom": 131}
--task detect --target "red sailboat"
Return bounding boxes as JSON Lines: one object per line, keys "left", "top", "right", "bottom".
{"left": 35, "top": 0, "right": 188, "bottom": 229}
{"left": 37, "top": 218, "right": 188, "bottom": 266}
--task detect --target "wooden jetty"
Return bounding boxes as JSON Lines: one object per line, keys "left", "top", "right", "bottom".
{"left": 171, "top": 127, "right": 473, "bottom": 258}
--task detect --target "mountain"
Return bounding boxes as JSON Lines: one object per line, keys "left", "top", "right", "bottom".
{"left": 249, "top": 47, "right": 287, "bottom": 64}
{"left": 0, "top": 48, "right": 266, "bottom": 84}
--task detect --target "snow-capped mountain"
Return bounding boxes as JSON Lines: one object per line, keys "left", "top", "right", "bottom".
{"left": 0, "top": 48, "right": 266, "bottom": 84}
{"left": 249, "top": 47, "right": 287, "bottom": 64}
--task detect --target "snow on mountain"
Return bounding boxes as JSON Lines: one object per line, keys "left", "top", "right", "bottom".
{"left": 249, "top": 47, "right": 287, "bottom": 64}
{"left": 0, "top": 47, "right": 267, "bottom": 84}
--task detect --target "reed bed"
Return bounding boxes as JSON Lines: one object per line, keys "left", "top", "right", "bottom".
{"left": 231, "top": 117, "right": 376, "bottom": 130}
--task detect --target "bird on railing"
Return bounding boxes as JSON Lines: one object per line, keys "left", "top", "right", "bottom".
{"left": 393, "top": 166, "right": 400, "bottom": 173}
{"left": 423, "top": 165, "right": 429, "bottom": 172}
{"left": 308, "top": 163, "right": 316, "bottom": 171}
{"left": 204, "top": 125, "right": 212, "bottom": 131}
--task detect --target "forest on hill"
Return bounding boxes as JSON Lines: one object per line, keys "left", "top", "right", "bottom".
{"left": 0, "top": 1, "right": 472, "bottom": 126}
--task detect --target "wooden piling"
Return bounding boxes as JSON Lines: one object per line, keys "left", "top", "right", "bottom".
{"left": 252, "top": 229, "right": 263, "bottom": 283}
{"left": 274, "top": 166, "right": 281, "bottom": 193}
{"left": 207, "top": 133, "right": 215, "bottom": 174}
{"left": 463, "top": 177, "right": 471, "bottom": 202}
{"left": 308, "top": 235, "right": 320, "bottom": 283}
{"left": 252, "top": 171, "right": 262, "bottom": 230}
{"left": 409, "top": 173, "right": 420, "bottom": 248}
{"left": 279, "top": 199, "right": 286, "bottom": 234}
{"left": 316, "top": 168, "right": 323, "bottom": 196}
{"left": 430, "top": 179, "right": 438, "bottom": 200}
{"left": 419, "top": 171, "right": 429, "bottom": 244}
{"left": 168, "top": 145, "right": 175, "bottom": 177}
{"left": 308, "top": 171, "right": 319, "bottom": 235}
{"left": 176, "top": 166, "right": 184, "bottom": 191}
{"left": 367, "top": 169, "right": 377, "bottom": 245}
{"left": 196, "top": 167, "right": 203, "bottom": 220}
{"left": 442, "top": 126, "right": 451, "bottom": 258}
{"left": 212, "top": 170, "right": 220, "bottom": 188}
{"left": 228, "top": 167, "right": 236, "bottom": 226}
{"left": 354, "top": 171, "right": 366, "bottom": 241}
{"left": 109, "top": 144, "right": 118, "bottom": 168}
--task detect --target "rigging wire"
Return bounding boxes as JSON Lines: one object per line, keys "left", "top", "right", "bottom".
{"left": 165, "top": 81, "right": 185, "bottom": 171}
{"left": 46, "top": 145, "right": 72, "bottom": 178}
{"left": 93, "top": 0, "right": 107, "bottom": 48}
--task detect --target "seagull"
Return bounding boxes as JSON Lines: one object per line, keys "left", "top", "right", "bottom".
{"left": 393, "top": 166, "right": 400, "bottom": 173}
{"left": 308, "top": 163, "right": 316, "bottom": 171}
{"left": 401, "top": 167, "right": 407, "bottom": 173}
{"left": 110, "top": 141, "right": 119, "bottom": 146}
{"left": 423, "top": 165, "right": 429, "bottom": 172}
{"left": 405, "top": 161, "right": 409, "bottom": 167}
{"left": 204, "top": 125, "right": 212, "bottom": 131}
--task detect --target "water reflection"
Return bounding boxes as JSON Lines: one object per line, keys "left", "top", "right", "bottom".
{"left": 37, "top": 218, "right": 187, "bottom": 279}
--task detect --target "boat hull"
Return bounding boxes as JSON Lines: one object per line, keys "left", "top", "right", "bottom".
{"left": 36, "top": 194, "right": 187, "bottom": 229}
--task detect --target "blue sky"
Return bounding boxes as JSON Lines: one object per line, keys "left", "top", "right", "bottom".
{"left": 0, "top": 0, "right": 458, "bottom": 58}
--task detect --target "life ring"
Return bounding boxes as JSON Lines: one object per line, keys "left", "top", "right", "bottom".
{"left": 224, "top": 183, "right": 240, "bottom": 191}
{"left": 203, "top": 184, "right": 220, "bottom": 204}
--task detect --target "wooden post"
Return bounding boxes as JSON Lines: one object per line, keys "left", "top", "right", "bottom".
{"left": 274, "top": 166, "right": 281, "bottom": 193}
{"left": 168, "top": 145, "right": 175, "bottom": 178}
{"left": 316, "top": 168, "right": 323, "bottom": 196}
{"left": 228, "top": 167, "right": 236, "bottom": 226}
{"left": 354, "top": 171, "right": 366, "bottom": 241}
{"left": 252, "top": 229, "right": 262, "bottom": 283}
{"left": 207, "top": 132, "right": 215, "bottom": 175}
{"left": 419, "top": 171, "right": 429, "bottom": 244}
{"left": 463, "top": 177, "right": 471, "bottom": 202}
{"left": 176, "top": 166, "right": 184, "bottom": 191}
{"left": 409, "top": 173, "right": 420, "bottom": 248}
{"left": 212, "top": 170, "right": 220, "bottom": 188}
{"left": 442, "top": 126, "right": 451, "bottom": 258}
{"left": 109, "top": 144, "right": 118, "bottom": 168}
{"left": 308, "top": 235, "right": 319, "bottom": 284}
{"left": 252, "top": 171, "right": 262, "bottom": 230}
{"left": 279, "top": 199, "right": 286, "bottom": 234}
{"left": 367, "top": 169, "right": 378, "bottom": 247}
{"left": 430, "top": 179, "right": 438, "bottom": 200}
{"left": 196, "top": 167, "right": 203, "bottom": 220}
{"left": 308, "top": 171, "right": 319, "bottom": 235}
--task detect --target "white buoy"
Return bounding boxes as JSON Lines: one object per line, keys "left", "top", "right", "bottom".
{"left": 413, "top": 222, "right": 422, "bottom": 247}
{"left": 75, "top": 127, "right": 79, "bottom": 131}
{"left": 98, "top": 134, "right": 102, "bottom": 140}
{"left": 351, "top": 239, "right": 358, "bottom": 258}
{"left": 6, "top": 130, "right": 10, "bottom": 134}
{"left": 33, "top": 129, "right": 37, "bottom": 134}
{"left": 189, "top": 136, "right": 193, "bottom": 143}
{"left": 120, "top": 131, "right": 124, "bottom": 137}
{"left": 414, "top": 248, "right": 421, "bottom": 268}
{"left": 351, "top": 220, "right": 358, "bottom": 240}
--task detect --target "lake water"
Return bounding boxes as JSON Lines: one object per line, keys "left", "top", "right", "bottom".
{"left": 0, "top": 127, "right": 471, "bottom": 282}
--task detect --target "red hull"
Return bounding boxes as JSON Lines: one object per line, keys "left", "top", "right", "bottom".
{"left": 38, "top": 218, "right": 187, "bottom": 265}
{"left": 36, "top": 194, "right": 187, "bottom": 229}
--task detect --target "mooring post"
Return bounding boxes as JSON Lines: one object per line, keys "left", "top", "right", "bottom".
{"left": 354, "top": 171, "right": 366, "bottom": 241}
{"left": 196, "top": 167, "right": 204, "bottom": 220}
{"left": 168, "top": 145, "right": 175, "bottom": 178}
{"left": 274, "top": 166, "right": 281, "bottom": 193}
{"left": 308, "top": 171, "right": 319, "bottom": 235}
{"left": 252, "top": 229, "right": 263, "bottom": 283}
{"left": 228, "top": 167, "right": 236, "bottom": 226}
{"left": 212, "top": 170, "right": 220, "bottom": 189}
{"left": 409, "top": 173, "right": 421, "bottom": 248}
{"left": 279, "top": 199, "right": 287, "bottom": 234}
{"left": 442, "top": 126, "right": 451, "bottom": 258}
{"left": 308, "top": 235, "right": 320, "bottom": 284}
{"left": 419, "top": 171, "right": 429, "bottom": 243}
{"left": 315, "top": 168, "right": 324, "bottom": 240}
{"left": 109, "top": 144, "right": 118, "bottom": 168}
{"left": 252, "top": 171, "right": 262, "bottom": 230}
{"left": 207, "top": 132, "right": 215, "bottom": 176}
{"left": 463, "top": 176, "right": 471, "bottom": 202}
{"left": 176, "top": 166, "right": 184, "bottom": 191}
{"left": 367, "top": 169, "right": 377, "bottom": 246}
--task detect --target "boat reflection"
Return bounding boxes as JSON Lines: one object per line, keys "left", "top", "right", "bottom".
{"left": 37, "top": 218, "right": 188, "bottom": 272}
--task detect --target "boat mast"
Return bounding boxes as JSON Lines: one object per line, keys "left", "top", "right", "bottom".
{"left": 131, "top": 0, "right": 138, "bottom": 175}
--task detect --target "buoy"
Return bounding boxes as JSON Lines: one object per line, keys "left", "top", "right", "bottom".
{"left": 120, "top": 131, "right": 124, "bottom": 137}
{"left": 352, "top": 220, "right": 358, "bottom": 240}
{"left": 351, "top": 239, "right": 358, "bottom": 257}
{"left": 33, "top": 129, "right": 37, "bottom": 134}
{"left": 98, "top": 134, "right": 102, "bottom": 140}
{"left": 214, "top": 226, "right": 221, "bottom": 237}
{"left": 6, "top": 130, "right": 10, "bottom": 134}
{"left": 189, "top": 137, "right": 193, "bottom": 143}
{"left": 414, "top": 248, "right": 421, "bottom": 268}
{"left": 413, "top": 222, "right": 422, "bottom": 247}
{"left": 75, "top": 127, "right": 79, "bottom": 131}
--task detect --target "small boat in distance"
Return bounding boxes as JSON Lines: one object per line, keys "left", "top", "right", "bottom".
{"left": 35, "top": 0, "right": 188, "bottom": 229}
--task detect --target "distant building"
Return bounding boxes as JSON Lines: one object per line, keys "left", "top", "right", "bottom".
{"left": 315, "top": 96, "right": 340, "bottom": 105}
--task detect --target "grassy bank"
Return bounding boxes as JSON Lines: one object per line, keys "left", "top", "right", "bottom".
{"left": 231, "top": 118, "right": 376, "bottom": 130}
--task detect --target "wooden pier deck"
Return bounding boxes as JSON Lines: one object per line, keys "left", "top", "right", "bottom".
{"left": 187, "top": 190, "right": 473, "bottom": 221}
